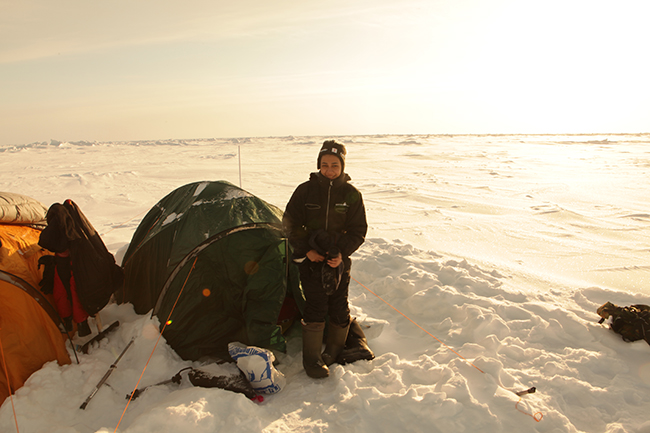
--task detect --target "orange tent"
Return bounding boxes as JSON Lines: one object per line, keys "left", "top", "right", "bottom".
{"left": 1, "top": 206, "right": 71, "bottom": 404}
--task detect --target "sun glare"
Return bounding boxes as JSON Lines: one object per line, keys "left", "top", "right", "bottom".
{"left": 421, "top": 1, "right": 650, "bottom": 133}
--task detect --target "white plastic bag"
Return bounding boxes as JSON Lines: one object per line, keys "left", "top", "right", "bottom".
{"left": 228, "top": 342, "right": 285, "bottom": 394}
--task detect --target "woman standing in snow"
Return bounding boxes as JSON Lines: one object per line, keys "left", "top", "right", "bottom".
{"left": 283, "top": 140, "right": 368, "bottom": 378}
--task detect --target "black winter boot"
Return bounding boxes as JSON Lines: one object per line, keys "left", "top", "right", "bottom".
{"left": 322, "top": 321, "right": 350, "bottom": 367}
{"left": 337, "top": 318, "right": 375, "bottom": 364}
{"left": 77, "top": 319, "right": 92, "bottom": 337}
{"left": 302, "top": 321, "right": 329, "bottom": 378}
{"left": 63, "top": 316, "right": 73, "bottom": 333}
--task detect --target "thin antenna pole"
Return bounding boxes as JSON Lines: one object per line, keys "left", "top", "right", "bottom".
{"left": 238, "top": 145, "right": 242, "bottom": 188}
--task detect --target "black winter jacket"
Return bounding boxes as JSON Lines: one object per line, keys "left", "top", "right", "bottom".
{"left": 283, "top": 172, "right": 367, "bottom": 260}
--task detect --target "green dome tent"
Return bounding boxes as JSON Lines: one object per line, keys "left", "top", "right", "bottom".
{"left": 120, "top": 181, "right": 303, "bottom": 360}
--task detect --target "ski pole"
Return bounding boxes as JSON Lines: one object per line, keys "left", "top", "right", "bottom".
{"left": 80, "top": 338, "right": 135, "bottom": 410}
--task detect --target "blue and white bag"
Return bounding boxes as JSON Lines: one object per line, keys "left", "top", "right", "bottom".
{"left": 228, "top": 342, "right": 285, "bottom": 394}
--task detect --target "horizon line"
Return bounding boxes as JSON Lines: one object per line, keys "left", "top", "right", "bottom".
{"left": 4, "top": 131, "right": 650, "bottom": 147}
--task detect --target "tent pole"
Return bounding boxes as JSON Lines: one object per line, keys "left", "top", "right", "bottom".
{"left": 284, "top": 238, "right": 290, "bottom": 290}
{"left": 66, "top": 329, "right": 80, "bottom": 364}
{"left": 95, "top": 314, "right": 103, "bottom": 333}
{"left": 238, "top": 145, "right": 242, "bottom": 188}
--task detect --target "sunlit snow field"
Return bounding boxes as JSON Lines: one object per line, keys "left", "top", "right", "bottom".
{"left": 1, "top": 134, "right": 649, "bottom": 433}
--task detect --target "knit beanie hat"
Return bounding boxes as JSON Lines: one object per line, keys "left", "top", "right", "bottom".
{"left": 317, "top": 140, "right": 346, "bottom": 171}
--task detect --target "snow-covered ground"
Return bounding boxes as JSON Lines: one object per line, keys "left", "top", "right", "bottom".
{"left": 1, "top": 134, "right": 649, "bottom": 433}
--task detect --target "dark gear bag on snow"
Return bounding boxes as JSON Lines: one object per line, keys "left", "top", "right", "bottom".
{"left": 597, "top": 302, "right": 650, "bottom": 345}
{"left": 188, "top": 368, "right": 256, "bottom": 399}
{"left": 127, "top": 366, "right": 257, "bottom": 401}
{"left": 40, "top": 200, "right": 123, "bottom": 315}
{"left": 63, "top": 199, "right": 124, "bottom": 315}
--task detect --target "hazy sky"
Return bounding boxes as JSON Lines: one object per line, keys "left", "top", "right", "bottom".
{"left": 1, "top": 0, "right": 649, "bottom": 145}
